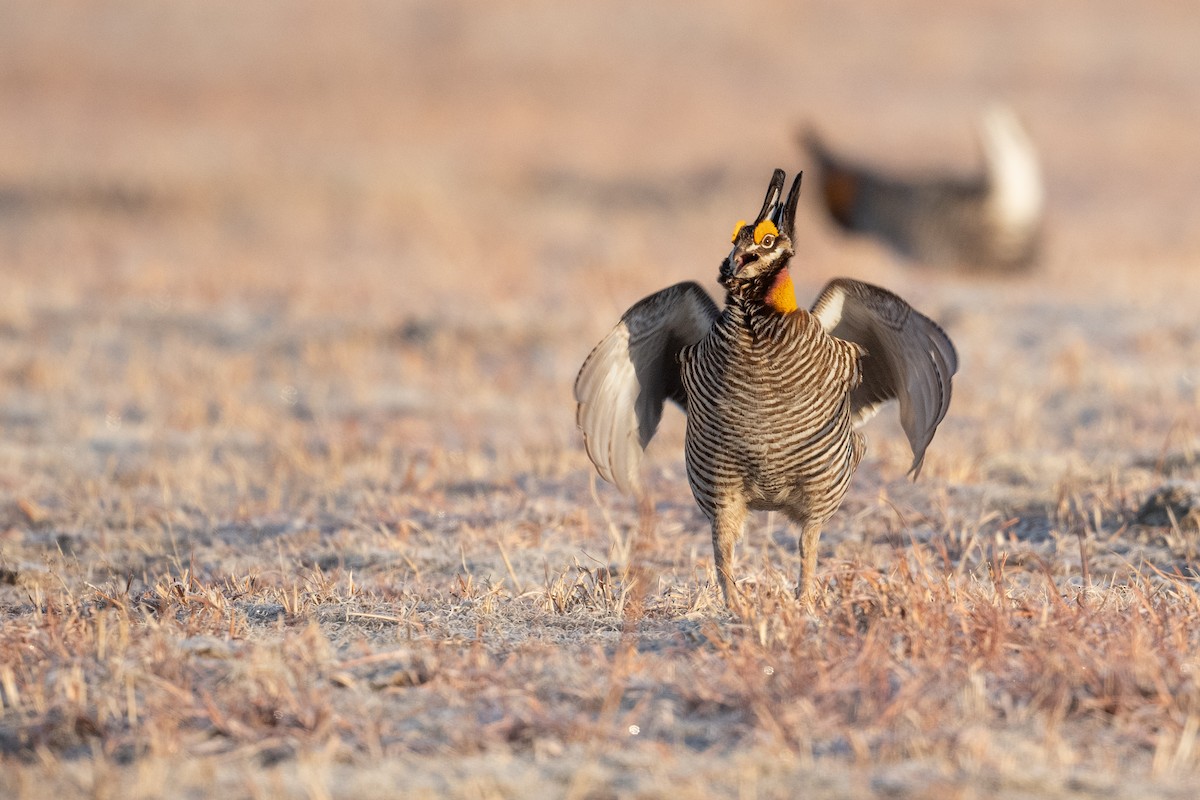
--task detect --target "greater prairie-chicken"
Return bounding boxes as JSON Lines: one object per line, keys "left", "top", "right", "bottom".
{"left": 804, "top": 106, "right": 1043, "bottom": 272}
{"left": 574, "top": 169, "right": 957, "bottom": 606}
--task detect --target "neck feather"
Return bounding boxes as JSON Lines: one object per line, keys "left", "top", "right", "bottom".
{"left": 763, "top": 267, "right": 798, "bottom": 313}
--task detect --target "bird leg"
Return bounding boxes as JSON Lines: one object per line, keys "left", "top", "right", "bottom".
{"left": 796, "top": 523, "right": 823, "bottom": 608}
{"left": 711, "top": 500, "right": 747, "bottom": 610}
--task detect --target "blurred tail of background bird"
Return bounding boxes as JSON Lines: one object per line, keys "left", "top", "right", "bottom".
{"left": 803, "top": 105, "right": 1044, "bottom": 273}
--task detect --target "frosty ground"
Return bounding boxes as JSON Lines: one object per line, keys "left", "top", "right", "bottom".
{"left": 2, "top": 2, "right": 1200, "bottom": 797}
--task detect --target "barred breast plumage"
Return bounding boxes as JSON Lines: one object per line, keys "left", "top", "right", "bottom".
{"left": 574, "top": 169, "right": 958, "bottom": 609}
{"left": 681, "top": 303, "right": 863, "bottom": 522}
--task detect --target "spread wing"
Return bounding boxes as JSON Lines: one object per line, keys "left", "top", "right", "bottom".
{"left": 810, "top": 278, "right": 958, "bottom": 477}
{"left": 574, "top": 281, "right": 720, "bottom": 496}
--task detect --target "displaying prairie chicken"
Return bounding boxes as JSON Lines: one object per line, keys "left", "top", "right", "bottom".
{"left": 574, "top": 169, "right": 957, "bottom": 607}
{"left": 804, "top": 106, "right": 1043, "bottom": 272}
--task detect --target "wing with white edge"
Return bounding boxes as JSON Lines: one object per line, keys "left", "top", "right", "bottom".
{"left": 810, "top": 278, "right": 958, "bottom": 477}
{"left": 574, "top": 281, "right": 720, "bottom": 496}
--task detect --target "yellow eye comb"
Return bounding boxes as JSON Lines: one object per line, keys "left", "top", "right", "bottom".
{"left": 730, "top": 220, "right": 747, "bottom": 243}
{"left": 753, "top": 220, "right": 778, "bottom": 245}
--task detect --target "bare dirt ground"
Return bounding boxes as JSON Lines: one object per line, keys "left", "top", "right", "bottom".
{"left": 2, "top": 1, "right": 1200, "bottom": 797}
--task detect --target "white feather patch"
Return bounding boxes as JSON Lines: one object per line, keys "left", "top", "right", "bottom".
{"left": 981, "top": 105, "right": 1044, "bottom": 230}
{"left": 812, "top": 284, "right": 846, "bottom": 331}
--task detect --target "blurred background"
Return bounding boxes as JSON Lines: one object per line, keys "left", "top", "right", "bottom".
{"left": 5, "top": 5, "right": 1200, "bottom": 789}
{"left": 1, "top": 0, "right": 1198, "bottom": 503}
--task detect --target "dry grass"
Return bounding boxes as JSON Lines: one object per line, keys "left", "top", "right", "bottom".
{"left": 2, "top": 1, "right": 1200, "bottom": 797}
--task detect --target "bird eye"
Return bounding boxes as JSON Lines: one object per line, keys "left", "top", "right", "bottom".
{"left": 752, "top": 219, "right": 778, "bottom": 245}
{"left": 760, "top": 234, "right": 775, "bottom": 248}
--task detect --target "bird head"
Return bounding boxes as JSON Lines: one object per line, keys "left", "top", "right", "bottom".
{"left": 720, "top": 169, "right": 803, "bottom": 295}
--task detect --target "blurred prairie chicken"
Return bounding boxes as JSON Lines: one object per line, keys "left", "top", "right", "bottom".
{"left": 574, "top": 169, "right": 957, "bottom": 607}
{"left": 804, "top": 106, "right": 1043, "bottom": 272}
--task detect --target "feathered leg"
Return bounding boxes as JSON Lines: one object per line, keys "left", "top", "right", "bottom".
{"left": 797, "top": 523, "right": 824, "bottom": 608}
{"left": 711, "top": 499, "right": 747, "bottom": 609}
